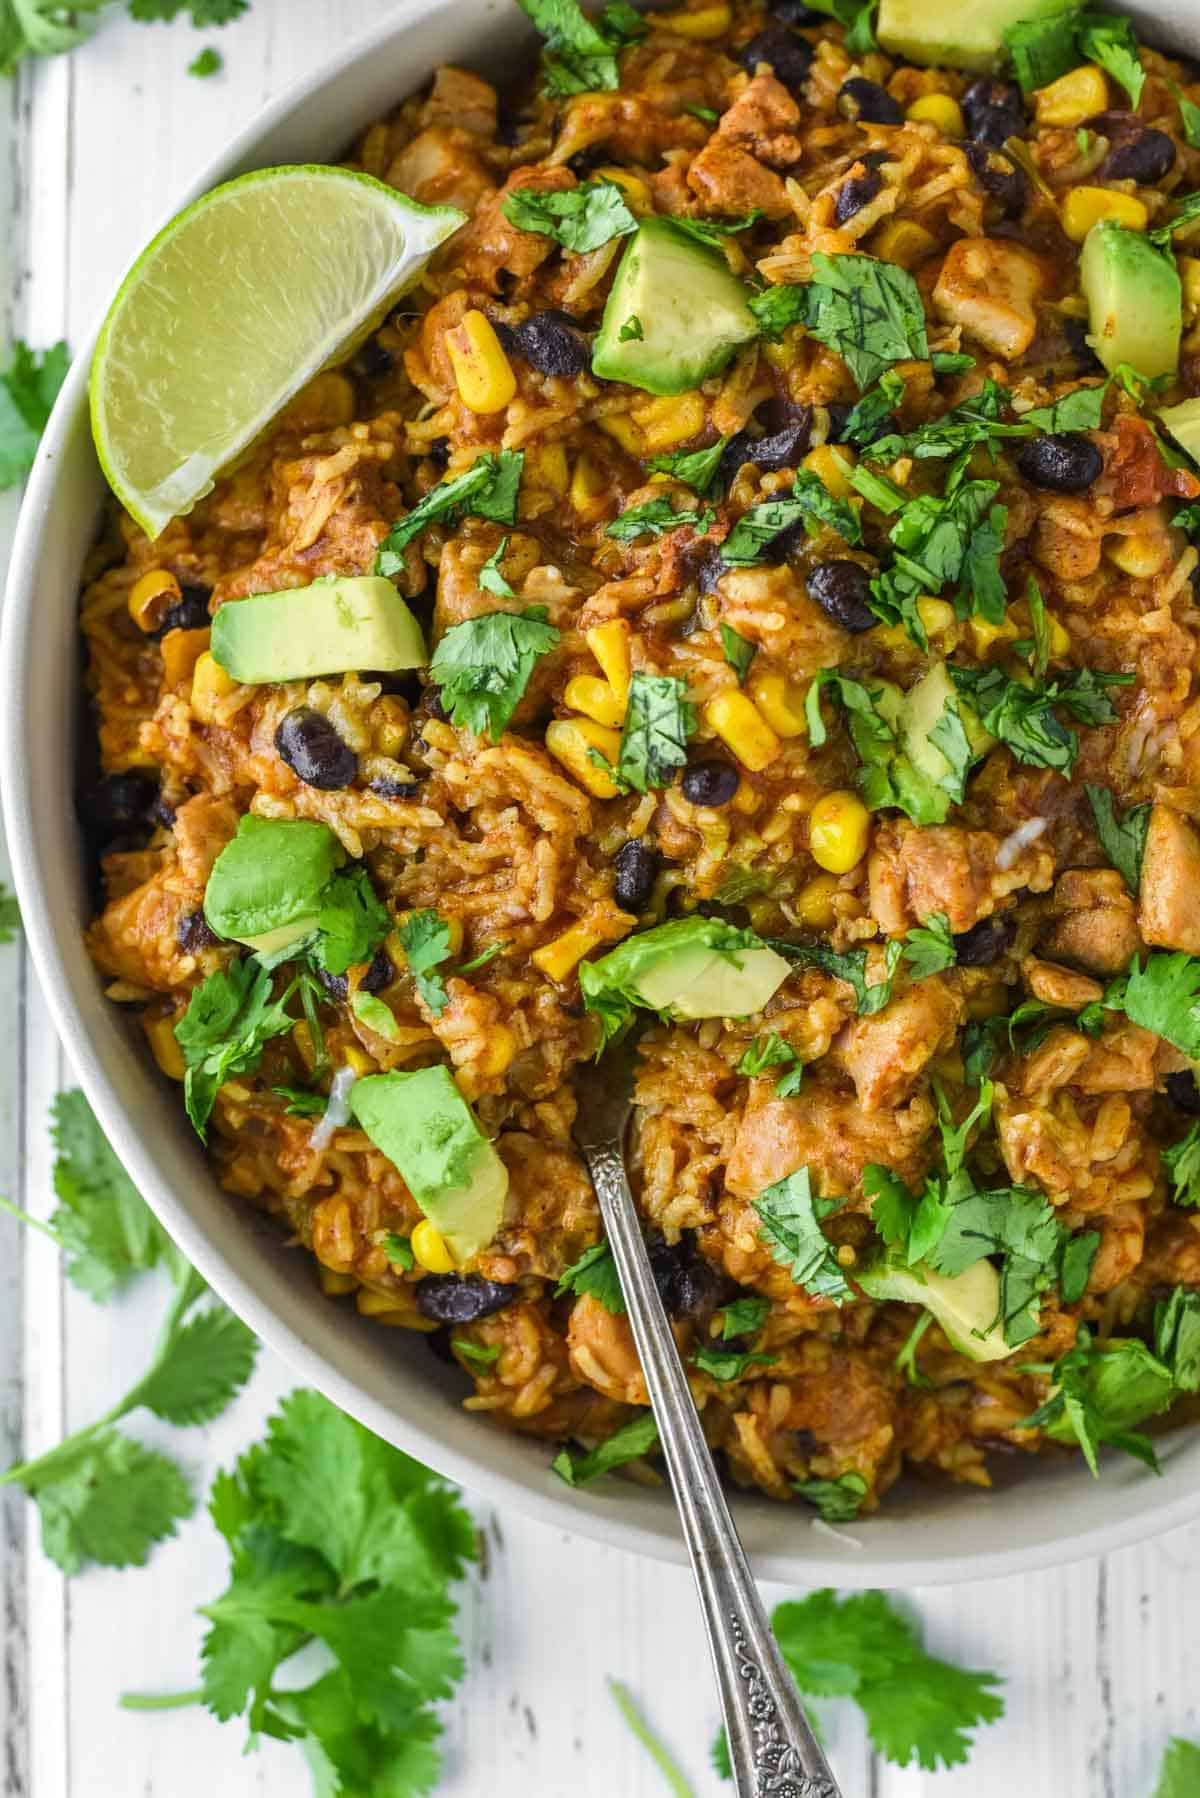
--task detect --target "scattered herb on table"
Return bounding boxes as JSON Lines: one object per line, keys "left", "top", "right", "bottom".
{"left": 0, "top": 339, "right": 68, "bottom": 488}
{"left": 1152, "top": 1738, "right": 1200, "bottom": 1798}
{"left": 187, "top": 45, "right": 221, "bottom": 74}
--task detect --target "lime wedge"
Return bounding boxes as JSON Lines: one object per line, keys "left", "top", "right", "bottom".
{"left": 90, "top": 166, "right": 465, "bottom": 539}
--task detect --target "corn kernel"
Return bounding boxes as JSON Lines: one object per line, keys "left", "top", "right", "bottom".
{"left": 809, "top": 789, "right": 870, "bottom": 874}
{"left": 532, "top": 920, "right": 607, "bottom": 982}
{"left": 871, "top": 217, "right": 938, "bottom": 270}
{"left": 145, "top": 1012, "right": 186, "bottom": 1081}
{"left": 570, "top": 452, "right": 611, "bottom": 518}
{"left": 916, "top": 595, "right": 956, "bottom": 637}
{"left": 703, "top": 690, "right": 782, "bottom": 772}
{"left": 1048, "top": 615, "right": 1071, "bottom": 656}
{"left": 597, "top": 411, "right": 644, "bottom": 454}
{"left": 320, "top": 1267, "right": 358, "bottom": 1295}
{"left": 476, "top": 1023, "right": 518, "bottom": 1076}
{"left": 1105, "top": 533, "right": 1170, "bottom": 578}
{"left": 795, "top": 872, "right": 841, "bottom": 930}
{"left": 657, "top": 1, "right": 730, "bottom": 37}
{"left": 586, "top": 620, "right": 633, "bottom": 701}
{"left": 191, "top": 650, "right": 238, "bottom": 723}
{"left": 801, "top": 442, "right": 856, "bottom": 498}
{"left": 422, "top": 718, "right": 458, "bottom": 754}
{"left": 632, "top": 391, "right": 707, "bottom": 451}
{"left": 291, "top": 1020, "right": 317, "bottom": 1071}
{"left": 160, "top": 625, "right": 210, "bottom": 689}
{"left": 343, "top": 1045, "right": 376, "bottom": 1077}
{"left": 128, "top": 568, "right": 180, "bottom": 633}
{"left": 1061, "top": 186, "right": 1148, "bottom": 242}
{"left": 545, "top": 717, "right": 623, "bottom": 797}
{"left": 968, "top": 614, "right": 1019, "bottom": 655}
{"left": 445, "top": 309, "right": 517, "bottom": 414}
{"left": 357, "top": 1287, "right": 410, "bottom": 1319}
{"left": 528, "top": 441, "right": 569, "bottom": 494}
{"left": 594, "top": 165, "right": 653, "bottom": 213}
{"left": 564, "top": 674, "right": 626, "bottom": 727}
{"left": 905, "top": 93, "right": 964, "bottom": 137}
{"left": 1035, "top": 64, "right": 1109, "bottom": 127}
{"left": 412, "top": 1218, "right": 456, "bottom": 1274}
{"left": 749, "top": 670, "right": 806, "bottom": 739}
{"left": 1181, "top": 259, "right": 1200, "bottom": 324}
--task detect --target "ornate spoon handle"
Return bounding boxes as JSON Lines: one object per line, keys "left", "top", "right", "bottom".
{"left": 582, "top": 1137, "right": 843, "bottom": 1798}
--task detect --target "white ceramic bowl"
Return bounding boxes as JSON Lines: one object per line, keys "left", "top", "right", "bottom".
{"left": 4, "top": 0, "right": 1199, "bottom": 1587}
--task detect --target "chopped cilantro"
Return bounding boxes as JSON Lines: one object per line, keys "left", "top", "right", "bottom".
{"left": 1150, "top": 189, "right": 1200, "bottom": 250}
{"left": 901, "top": 912, "right": 956, "bottom": 979}
{"left": 618, "top": 314, "right": 644, "bottom": 342}
{"left": 806, "top": 668, "right": 976, "bottom": 826}
{"left": 1023, "top": 574, "right": 1051, "bottom": 680}
{"left": 646, "top": 436, "right": 728, "bottom": 493}
{"left": 383, "top": 1232, "right": 414, "bottom": 1270}
{"left": 1171, "top": 90, "right": 1200, "bottom": 153}
{"left": 719, "top": 621, "right": 757, "bottom": 684}
{"left": 692, "top": 1343, "right": 777, "bottom": 1381}
{"left": 606, "top": 496, "right": 714, "bottom": 541}
{"left": 616, "top": 672, "right": 696, "bottom": 793}
{"left": 456, "top": 940, "right": 507, "bottom": 975}
{"left": 948, "top": 663, "right": 1129, "bottom": 775}
{"left": 1085, "top": 784, "right": 1150, "bottom": 894}
{"left": 1155, "top": 1287, "right": 1200, "bottom": 1393}
{"left": 477, "top": 536, "right": 516, "bottom": 600}
{"left": 793, "top": 1472, "right": 867, "bottom": 1522}
{"left": 737, "top": 1032, "right": 798, "bottom": 1077}
{"left": 895, "top": 1309, "right": 933, "bottom": 1386}
{"left": 516, "top": 0, "right": 645, "bottom": 94}
{"left": 555, "top": 1240, "right": 625, "bottom": 1314}
{"left": 552, "top": 1410, "right": 659, "bottom": 1485}
{"left": 719, "top": 1295, "right": 770, "bottom": 1339}
{"left": 374, "top": 449, "right": 523, "bottom": 573}
{"left": 1164, "top": 1123, "right": 1200, "bottom": 1208}
{"left": 722, "top": 466, "right": 861, "bottom": 565}
{"left": 1021, "top": 383, "right": 1108, "bottom": 434}
{"left": 397, "top": 909, "right": 453, "bottom": 1017}
{"left": 664, "top": 209, "right": 763, "bottom": 249}
{"left": 774, "top": 937, "right": 902, "bottom": 1016}
{"left": 316, "top": 865, "right": 392, "bottom": 977}
{"left": 1108, "top": 952, "right": 1200, "bottom": 1059}
{"left": 429, "top": 602, "right": 559, "bottom": 738}
{"left": 454, "top": 1336, "right": 501, "bottom": 1374}
{"left": 753, "top": 1166, "right": 852, "bottom": 1303}
{"left": 1077, "top": 12, "right": 1144, "bottom": 107}
{"left": 1004, "top": 10, "right": 1080, "bottom": 92}
{"left": 840, "top": 368, "right": 905, "bottom": 445}
{"left": 1019, "top": 1325, "right": 1172, "bottom": 1474}
{"left": 502, "top": 178, "right": 637, "bottom": 252}
{"left": 877, "top": 479, "right": 1008, "bottom": 630}
{"left": 751, "top": 253, "right": 928, "bottom": 389}
{"left": 847, "top": 462, "right": 905, "bottom": 513}
{"left": 932, "top": 351, "right": 976, "bottom": 376}
{"left": 0, "top": 338, "right": 69, "bottom": 488}
{"left": 684, "top": 102, "right": 719, "bottom": 123}
{"left": 187, "top": 45, "right": 222, "bottom": 75}
{"left": 175, "top": 959, "right": 321, "bottom": 1139}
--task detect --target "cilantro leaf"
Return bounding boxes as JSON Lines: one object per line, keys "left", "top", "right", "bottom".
{"left": 616, "top": 672, "right": 696, "bottom": 793}
{"left": 1085, "top": 784, "right": 1150, "bottom": 894}
{"left": 646, "top": 436, "right": 728, "bottom": 493}
{"left": 1150, "top": 189, "right": 1200, "bottom": 250}
{"left": 720, "top": 622, "right": 757, "bottom": 684}
{"left": 384, "top": 1232, "right": 415, "bottom": 1270}
{"left": 719, "top": 1295, "right": 770, "bottom": 1338}
{"left": 176, "top": 959, "right": 316, "bottom": 1139}
{"left": 552, "top": 1410, "right": 659, "bottom": 1485}
{"left": 47, "top": 1087, "right": 175, "bottom": 1300}
{"left": 0, "top": 882, "right": 20, "bottom": 943}
{"left": 188, "top": 46, "right": 222, "bottom": 75}
{"left": 397, "top": 909, "right": 453, "bottom": 1017}
{"left": 1164, "top": 1124, "right": 1200, "bottom": 1208}
{"left": 1155, "top": 1287, "right": 1200, "bottom": 1393}
{"left": 136, "top": 1305, "right": 258, "bottom": 1427}
{"left": 1172, "top": 91, "right": 1200, "bottom": 152}
{"left": 501, "top": 179, "right": 637, "bottom": 252}
{"left": 864, "top": 1163, "right": 951, "bottom": 1267}
{"left": 948, "top": 663, "right": 1128, "bottom": 775}
{"left": 0, "top": 338, "right": 69, "bottom": 488}
{"left": 793, "top": 1472, "right": 867, "bottom": 1522}
{"left": 895, "top": 1309, "right": 934, "bottom": 1385}
{"left": 128, "top": 0, "right": 247, "bottom": 19}
{"left": 31, "top": 1431, "right": 193, "bottom": 1576}
{"left": 1118, "top": 952, "right": 1200, "bottom": 1059}
{"left": 737, "top": 1032, "right": 799, "bottom": 1078}
{"left": 806, "top": 667, "right": 974, "bottom": 826}
{"left": 1152, "top": 1738, "right": 1200, "bottom": 1798}
{"left": 1060, "top": 1229, "right": 1100, "bottom": 1304}
{"left": 753, "top": 1166, "right": 852, "bottom": 1303}
{"left": 901, "top": 912, "right": 956, "bottom": 979}
{"left": 663, "top": 210, "right": 763, "bottom": 249}
{"left": 841, "top": 369, "right": 905, "bottom": 445}
{"left": 882, "top": 479, "right": 1008, "bottom": 627}
{"left": 429, "top": 603, "right": 559, "bottom": 739}
{"left": 618, "top": 315, "right": 644, "bottom": 342}
{"left": 273, "top": 1085, "right": 326, "bottom": 1117}
{"left": 607, "top": 497, "right": 714, "bottom": 541}
{"left": 1021, "top": 383, "right": 1108, "bottom": 433}
{"left": 751, "top": 254, "right": 928, "bottom": 389}
{"left": 1078, "top": 12, "right": 1144, "bottom": 106}
{"left": 864, "top": 377, "right": 1022, "bottom": 464}
{"left": 722, "top": 467, "right": 862, "bottom": 566}
{"left": 692, "top": 1343, "right": 777, "bottom": 1381}
{"left": 774, "top": 938, "right": 902, "bottom": 1016}
{"left": 1019, "top": 1326, "right": 1173, "bottom": 1475}
{"left": 316, "top": 865, "right": 392, "bottom": 977}
{"left": 555, "top": 1240, "right": 625, "bottom": 1314}
{"left": 477, "top": 536, "right": 515, "bottom": 600}
{"left": 374, "top": 450, "right": 524, "bottom": 573}
{"left": 453, "top": 1337, "right": 501, "bottom": 1375}
{"left": 1004, "top": 10, "right": 1079, "bottom": 91}
{"left": 520, "top": 0, "right": 646, "bottom": 95}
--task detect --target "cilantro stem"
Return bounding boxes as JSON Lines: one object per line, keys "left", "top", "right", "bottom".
{"left": 119, "top": 1688, "right": 204, "bottom": 1711}
{"left": 0, "top": 1193, "right": 66, "bottom": 1246}
{"left": 608, "top": 1678, "right": 696, "bottom": 1797}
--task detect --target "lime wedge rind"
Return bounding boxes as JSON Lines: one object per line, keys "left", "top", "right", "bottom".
{"left": 90, "top": 165, "right": 465, "bottom": 540}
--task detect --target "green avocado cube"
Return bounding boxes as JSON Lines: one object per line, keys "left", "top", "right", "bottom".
{"left": 877, "top": 0, "right": 1078, "bottom": 71}
{"left": 1080, "top": 221, "right": 1181, "bottom": 380}
{"left": 211, "top": 575, "right": 426, "bottom": 684}
{"left": 203, "top": 814, "right": 343, "bottom": 955}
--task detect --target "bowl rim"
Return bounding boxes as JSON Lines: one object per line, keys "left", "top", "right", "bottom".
{"left": 4, "top": 0, "right": 1200, "bottom": 1587}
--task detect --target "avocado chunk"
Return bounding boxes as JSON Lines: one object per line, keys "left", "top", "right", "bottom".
{"left": 579, "top": 916, "right": 791, "bottom": 1040}
{"left": 1080, "top": 221, "right": 1181, "bottom": 381}
{"left": 853, "top": 663, "right": 990, "bottom": 827}
{"left": 349, "top": 1066, "right": 508, "bottom": 1263}
{"left": 877, "top": 0, "right": 1077, "bottom": 71}
{"left": 204, "top": 815, "right": 343, "bottom": 955}
{"left": 857, "top": 1255, "right": 1013, "bottom": 1362}
{"left": 1157, "top": 396, "right": 1200, "bottom": 465}
{"left": 211, "top": 576, "right": 427, "bottom": 684}
{"left": 900, "top": 661, "right": 993, "bottom": 792}
{"left": 591, "top": 218, "right": 758, "bottom": 397}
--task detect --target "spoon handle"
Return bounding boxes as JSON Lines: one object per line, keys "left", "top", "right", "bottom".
{"left": 582, "top": 1137, "right": 843, "bottom": 1798}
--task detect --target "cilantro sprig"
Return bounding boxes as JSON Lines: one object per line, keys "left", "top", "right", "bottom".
{"left": 616, "top": 672, "right": 696, "bottom": 793}
{"left": 1085, "top": 784, "right": 1150, "bottom": 894}
{"left": 753, "top": 1166, "right": 852, "bottom": 1303}
{"left": 397, "top": 908, "right": 454, "bottom": 1016}
{"left": 514, "top": 0, "right": 646, "bottom": 94}
{"left": 948, "top": 663, "right": 1130, "bottom": 776}
{"left": 429, "top": 602, "right": 559, "bottom": 738}
{"left": 555, "top": 1239, "right": 625, "bottom": 1314}
{"left": 501, "top": 178, "right": 637, "bottom": 252}
{"left": 750, "top": 254, "right": 928, "bottom": 389}
{"left": 553, "top": 1410, "right": 660, "bottom": 1485}
{"left": 607, "top": 496, "right": 715, "bottom": 541}
{"left": 0, "top": 338, "right": 68, "bottom": 487}
{"left": 375, "top": 450, "right": 524, "bottom": 575}
{"left": 176, "top": 957, "right": 326, "bottom": 1139}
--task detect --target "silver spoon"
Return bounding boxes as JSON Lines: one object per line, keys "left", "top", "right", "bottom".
{"left": 572, "top": 1035, "right": 843, "bottom": 1798}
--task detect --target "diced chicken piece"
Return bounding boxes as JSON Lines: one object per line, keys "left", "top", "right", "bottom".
{"left": 567, "top": 1292, "right": 647, "bottom": 1405}
{"left": 385, "top": 126, "right": 496, "bottom": 216}
{"left": 1041, "top": 867, "right": 1140, "bottom": 976}
{"left": 715, "top": 565, "right": 848, "bottom": 678}
{"left": 456, "top": 165, "right": 575, "bottom": 292}
{"left": 170, "top": 792, "right": 239, "bottom": 889}
{"left": 86, "top": 868, "right": 199, "bottom": 993}
{"left": 869, "top": 820, "right": 1054, "bottom": 937}
{"left": 709, "top": 72, "right": 805, "bottom": 170}
{"left": 1083, "top": 1204, "right": 1145, "bottom": 1294}
{"left": 418, "top": 66, "right": 499, "bottom": 139}
{"left": 1137, "top": 803, "right": 1200, "bottom": 954}
{"left": 1016, "top": 1021, "right": 1160, "bottom": 1098}
{"left": 1023, "top": 956, "right": 1103, "bottom": 1011}
{"left": 932, "top": 238, "right": 1044, "bottom": 360}
{"left": 1139, "top": 1211, "right": 1200, "bottom": 1290}
{"left": 834, "top": 978, "right": 963, "bottom": 1112}
{"left": 725, "top": 1080, "right": 936, "bottom": 1204}
{"left": 1030, "top": 496, "right": 1104, "bottom": 581}
{"left": 995, "top": 1089, "right": 1155, "bottom": 1212}
{"left": 687, "top": 144, "right": 792, "bottom": 220}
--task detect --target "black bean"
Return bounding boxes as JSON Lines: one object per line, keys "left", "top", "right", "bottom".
{"left": 369, "top": 773, "right": 422, "bottom": 799}
{"left": 614, "top": 838, "right": 659, "bottom": 911}
{"left": 353, "top": 335, "right": 393, "bottom": 379}
{"left": 952, "top": 914, "right": 1016, "bottom": 966}
{"left": 154, "top": 584, "right": 211, "bottom": 639}
{"left": 1166, "top": 1071, "right": 1200, "bottom": 1115}
{"left": 720, "top": 409, "right": 813, "bottom": 484}
{"left": 836, "top": 76, "right": 902, "bottom": 125}
{"left": 1063, "top": 316, "right": 1104, "bottom": 375}
{"left": 92, "top": 771, "right": 158, "bottom": 832}
{"left": 415, "top": 1273, "right": 519, "bottom": 1324}
{"left": 648, "top": 1238, "right": 727, "bottom": 1319}
{"left": 1014, "top": 432, "right": 1103, "bottom": 495}
{"left": 768, "top": 0, "right": 821, "bottom": 20}
{"left": 317, "top": 967, "right": 349, "bottom": 1002}
{"left": 1086, "top": 111, "right": 1177, "bottom": 184}
{"left": 361, "top": 947, "right": 394, "bottom": 994}
{"left": 965, "top": 142, "right": 1027, "bottom": 217}
{"left": 424, "top": 688, "right": 449, "bottom": 722}
{"left": 835, "top": 158, "right": 882, "bottom": 224}
{"left": 151, "top": 795, "right": 177, "bottom": 828}
{"left": 567, "top": 148, "right": 606, "bottom": 179}
{"left": 681, "top": 760, "right": 740, "bottom": 806}
{"left": 740, "top": 26, "right": 813, "bottom": 90}
{"left": 427, "top": 438, "right": 450, "bottom": 471}
{"left": 805, "top": 559, "right": 875, "bottom": 632}
{"left": 275, "top": 706, "right": 358, "bottom": 790}
{"left": 695, "top": 545, "right": 728, "bottom": 594}
{"left": 511, "top": 310, "right": 591, "bottom": 378}
{"left": 961, "top": 76, "right": 1027, "bottom": 147}
{"left": 177, "top": 909, "right": 218, "bottom": 952}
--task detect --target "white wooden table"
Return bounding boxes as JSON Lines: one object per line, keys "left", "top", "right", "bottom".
{"left": 1, "top": 6, "right": 1199, "bottom": 1793}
